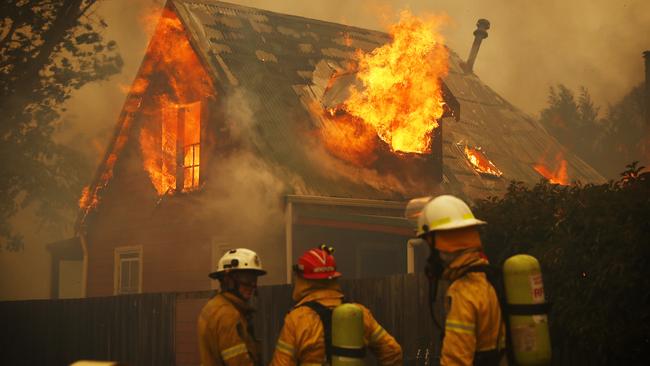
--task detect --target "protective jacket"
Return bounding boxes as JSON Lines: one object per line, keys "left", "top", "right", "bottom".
{"left": 437, "top": 251, "right": 506, "bottom": 366}
{"left": 197, "top": 291, "right": 262, "bottom": 366}
{"left": 270, "top": 277, "right": 402, "bottom": 366}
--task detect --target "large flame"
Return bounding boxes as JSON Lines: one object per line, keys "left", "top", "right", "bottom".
{"left": 79, "top": 7, "right": 213, "bottom": 213}
{"left": 332, "top": 10, "right": 449, "bottom": 155}
{"left": 534, "top": 152, "right": 569, "bottom": 185}
{"left": 138, "top": 8, "right": 213, "bottom": 195}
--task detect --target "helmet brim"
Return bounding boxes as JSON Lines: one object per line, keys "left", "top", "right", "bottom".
{"left": 209, "top": 268, "right": 267, "bottom": 280}
{"left": 431, "top": 218, "right": 487, "bottom": 231}
{"left": 418, "top": 218, "right": 487, "bottom": 236}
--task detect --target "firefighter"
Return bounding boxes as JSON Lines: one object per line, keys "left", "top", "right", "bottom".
{"left": 198, "top": 248, "right": 266, "bottom": 366}
{"left": 270, "top": 245, "right": 403, "bottom": 366}
{"left": 417, "top": 195, "right": 506, "bottom": 366}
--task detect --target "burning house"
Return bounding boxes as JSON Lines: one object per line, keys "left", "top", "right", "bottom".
{"left": 51, "top": 0, "right": 605, "bottom": 298}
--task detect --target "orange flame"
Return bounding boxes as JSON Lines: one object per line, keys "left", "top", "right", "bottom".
{"left": 338, "top": 10, "right": 449, "bottom": 154}
{"left": 138, "top": 8, "right": 213, "bottom": 195}
{"left": 317, "top": 105, "right": 378, "bottom": 167}
{"left": 79, "top": 185, "right": 92, "bottom": 209}
{"left": 534, "top": 152, "right": 569, "bottom": 185}
{"left": 464, "top": 145, "right": 502, "bottom": 177}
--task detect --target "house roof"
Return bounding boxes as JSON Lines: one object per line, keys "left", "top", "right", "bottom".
{"left": 169, "top": 0, "right": 604, "bottom": 197}
{"left": 79, "top": 0, "right": 606, "bottom": 228}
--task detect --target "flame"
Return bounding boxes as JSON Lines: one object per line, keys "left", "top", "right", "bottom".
{"left": 78, "top": 7, "right": 212, "bottom": 217}
{"left": 464, "top": 145, "right": 502, "bottom": 177}
{"left": 333, "top": 10, "right": 449, "bottom": 155}
{"left": 78, "top": 109, "right": 136, "bottom": 214}
{"left": 137, "top": 8, "right": 213, "bottom": 195}
{"left": 317, "top": 105, "right": 378, "bottom": 167}
{"left": 534, "top": 152, "right": 569, "bottom": 185}
{"left": 79, "top": 185, "right": 92, "bottom": 209}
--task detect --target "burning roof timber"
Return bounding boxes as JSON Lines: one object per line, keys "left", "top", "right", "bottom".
{"left": 78, "top": 0, "right": 606, "bottom": 226}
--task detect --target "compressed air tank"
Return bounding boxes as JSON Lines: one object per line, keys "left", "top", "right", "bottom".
{"left": 503, "top": 254, "right": 552, "bottom": 366}
{"left": 331, "top": 304, "right": 365, "bottom": 366}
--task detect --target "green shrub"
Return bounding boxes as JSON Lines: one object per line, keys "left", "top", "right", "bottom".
{"left": 474, "top": 162, "right": 650, "bottom": 364}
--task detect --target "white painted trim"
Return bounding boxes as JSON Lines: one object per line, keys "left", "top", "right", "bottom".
{"left": 113, "top": 245, "right": 143, "bottom": 295}
{"left": 407, "top": 238, "right": 425, "bottom": 274}
{"left": 211, "top": 239, "right": 231, "bottom": 290}
{"left": 285, "top": 201, "right": 293, "bottom": 284}
{"left": 286, "top": 195, "right": 406, "bottom": 210}
{"left": 79, "top": 235, "right": 88, "bottom": 298}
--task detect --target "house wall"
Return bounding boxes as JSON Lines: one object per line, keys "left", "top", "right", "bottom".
{"left": 84, "top": 105, "right": 215, "bottom": 296}
{"left": 83, "top": 112, "right": 288, "bottom": 295}
{"left": 292, "top": 225, "right": 409, "bottom": 279}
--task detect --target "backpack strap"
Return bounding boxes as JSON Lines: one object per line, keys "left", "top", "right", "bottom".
{"left": 300, "top": 301, "right": 333, "bottom": 363}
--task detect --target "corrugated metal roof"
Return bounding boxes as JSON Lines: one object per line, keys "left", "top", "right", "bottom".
{"left": 169, "top": 0, "right": 605, "bottom": 201}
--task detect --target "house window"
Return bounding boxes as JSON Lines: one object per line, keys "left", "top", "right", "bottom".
{"left": 114, "top": 246, "right": 143, "bottom": 295}
{"left": 161, "top": 100, "right": 201, "bottom": 192}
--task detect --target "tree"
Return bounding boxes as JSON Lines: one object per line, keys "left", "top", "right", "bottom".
{"left": 539, "top": 84, "right": 601, "bottom": 167}
{"left": 596, "top": 85, "right": 648, "bottom": 178}
{"left": 474, "top": 165, "right": 650, "bottom": 364}
{"left": 0, "top": 1, "right": 123, "bottom": 250}
{"left": 539, "top": 83, "right": 649, "bottom": 180}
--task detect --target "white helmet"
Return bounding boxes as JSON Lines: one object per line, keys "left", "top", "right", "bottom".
{"left": 209, "top": 248, "right": 266, "bottom": 279}
{"left": 416, "top": 195, "right": 486, "bottom": 236}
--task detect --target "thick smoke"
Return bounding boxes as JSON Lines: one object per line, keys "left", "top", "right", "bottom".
{"left": 197, "top": 89, "right": 288, "bottom": 285}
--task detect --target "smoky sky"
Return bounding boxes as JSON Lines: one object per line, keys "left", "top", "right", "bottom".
{"left": 230, "top": 0, "right": 649, "bottom": 114}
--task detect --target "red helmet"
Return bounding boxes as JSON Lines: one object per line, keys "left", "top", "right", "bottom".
{"left": 295, "top": 245, "right": 342, "bottom": 280}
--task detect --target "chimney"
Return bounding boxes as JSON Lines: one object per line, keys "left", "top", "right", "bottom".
{"left": 643, "top": 51, "right": 650, "bottom": 126}
{"left": 463, "top": 19, "right": 490, "bottom": 73}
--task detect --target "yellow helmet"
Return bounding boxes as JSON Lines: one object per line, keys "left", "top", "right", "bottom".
{"left": 416, "top": 195, "right": 486, "bottom": 237}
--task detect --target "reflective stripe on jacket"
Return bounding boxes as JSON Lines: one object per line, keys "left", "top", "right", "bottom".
{"left": 270, "top": 278, "right": 402, "bottom": 366}
{"left": 440, "top": 251, "right": 506, "bottom": 366}
{"left": 197, "top": 292, "right": 261, "bottom": 366}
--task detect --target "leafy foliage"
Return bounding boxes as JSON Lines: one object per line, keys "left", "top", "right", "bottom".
{"left": 0, "top": 0, "right": 123, "bottom": 249}
{"left": 474, "top": 163, "right": 650, "bottom": 364}
{"left": 539, "top": 84, "right": 649, "bottom": 179}
{"left": 540, "top": 85, "right": 600, "bottom": 163}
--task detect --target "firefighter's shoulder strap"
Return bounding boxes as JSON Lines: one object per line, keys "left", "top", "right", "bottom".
{"left": 464, "top": 265, "right": 551, "bottom": 315}
{"left": 301, "top": 301, "right": 334, "bottom": 363}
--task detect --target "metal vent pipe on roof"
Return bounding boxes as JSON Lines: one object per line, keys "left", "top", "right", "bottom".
{"left": 463, "top": 19, "right": 490, "bottom": 74}
{"left": 643, "top": 51, "right": 650, "bottom": 126}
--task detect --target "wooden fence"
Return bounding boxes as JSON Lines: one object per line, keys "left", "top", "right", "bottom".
{"left": 1, "top": 273, "right": 593, "bottom": 366}
{"left": 0, "top": 293, "right": 176, "bottom": 366}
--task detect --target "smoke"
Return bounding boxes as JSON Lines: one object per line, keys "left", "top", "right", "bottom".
{"left": 196, "top": 89, "right": 288, "bottom": 285}
{"left": 231, "top": 0, "right": 650, "bottom": 115}
{"left": 55, "top": 0, "right": 166, "bottom": 162}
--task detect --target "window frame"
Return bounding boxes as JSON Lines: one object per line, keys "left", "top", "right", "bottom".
{"left": 113, "top": 245, "right": 143, "bottom": 295}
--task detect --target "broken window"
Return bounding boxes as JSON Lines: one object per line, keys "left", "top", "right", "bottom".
{"left": 462, "top": 144, "right": 503, "bottom": 177}
{"left": 161, "top": 100, "right": 201, "bottom": 192}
